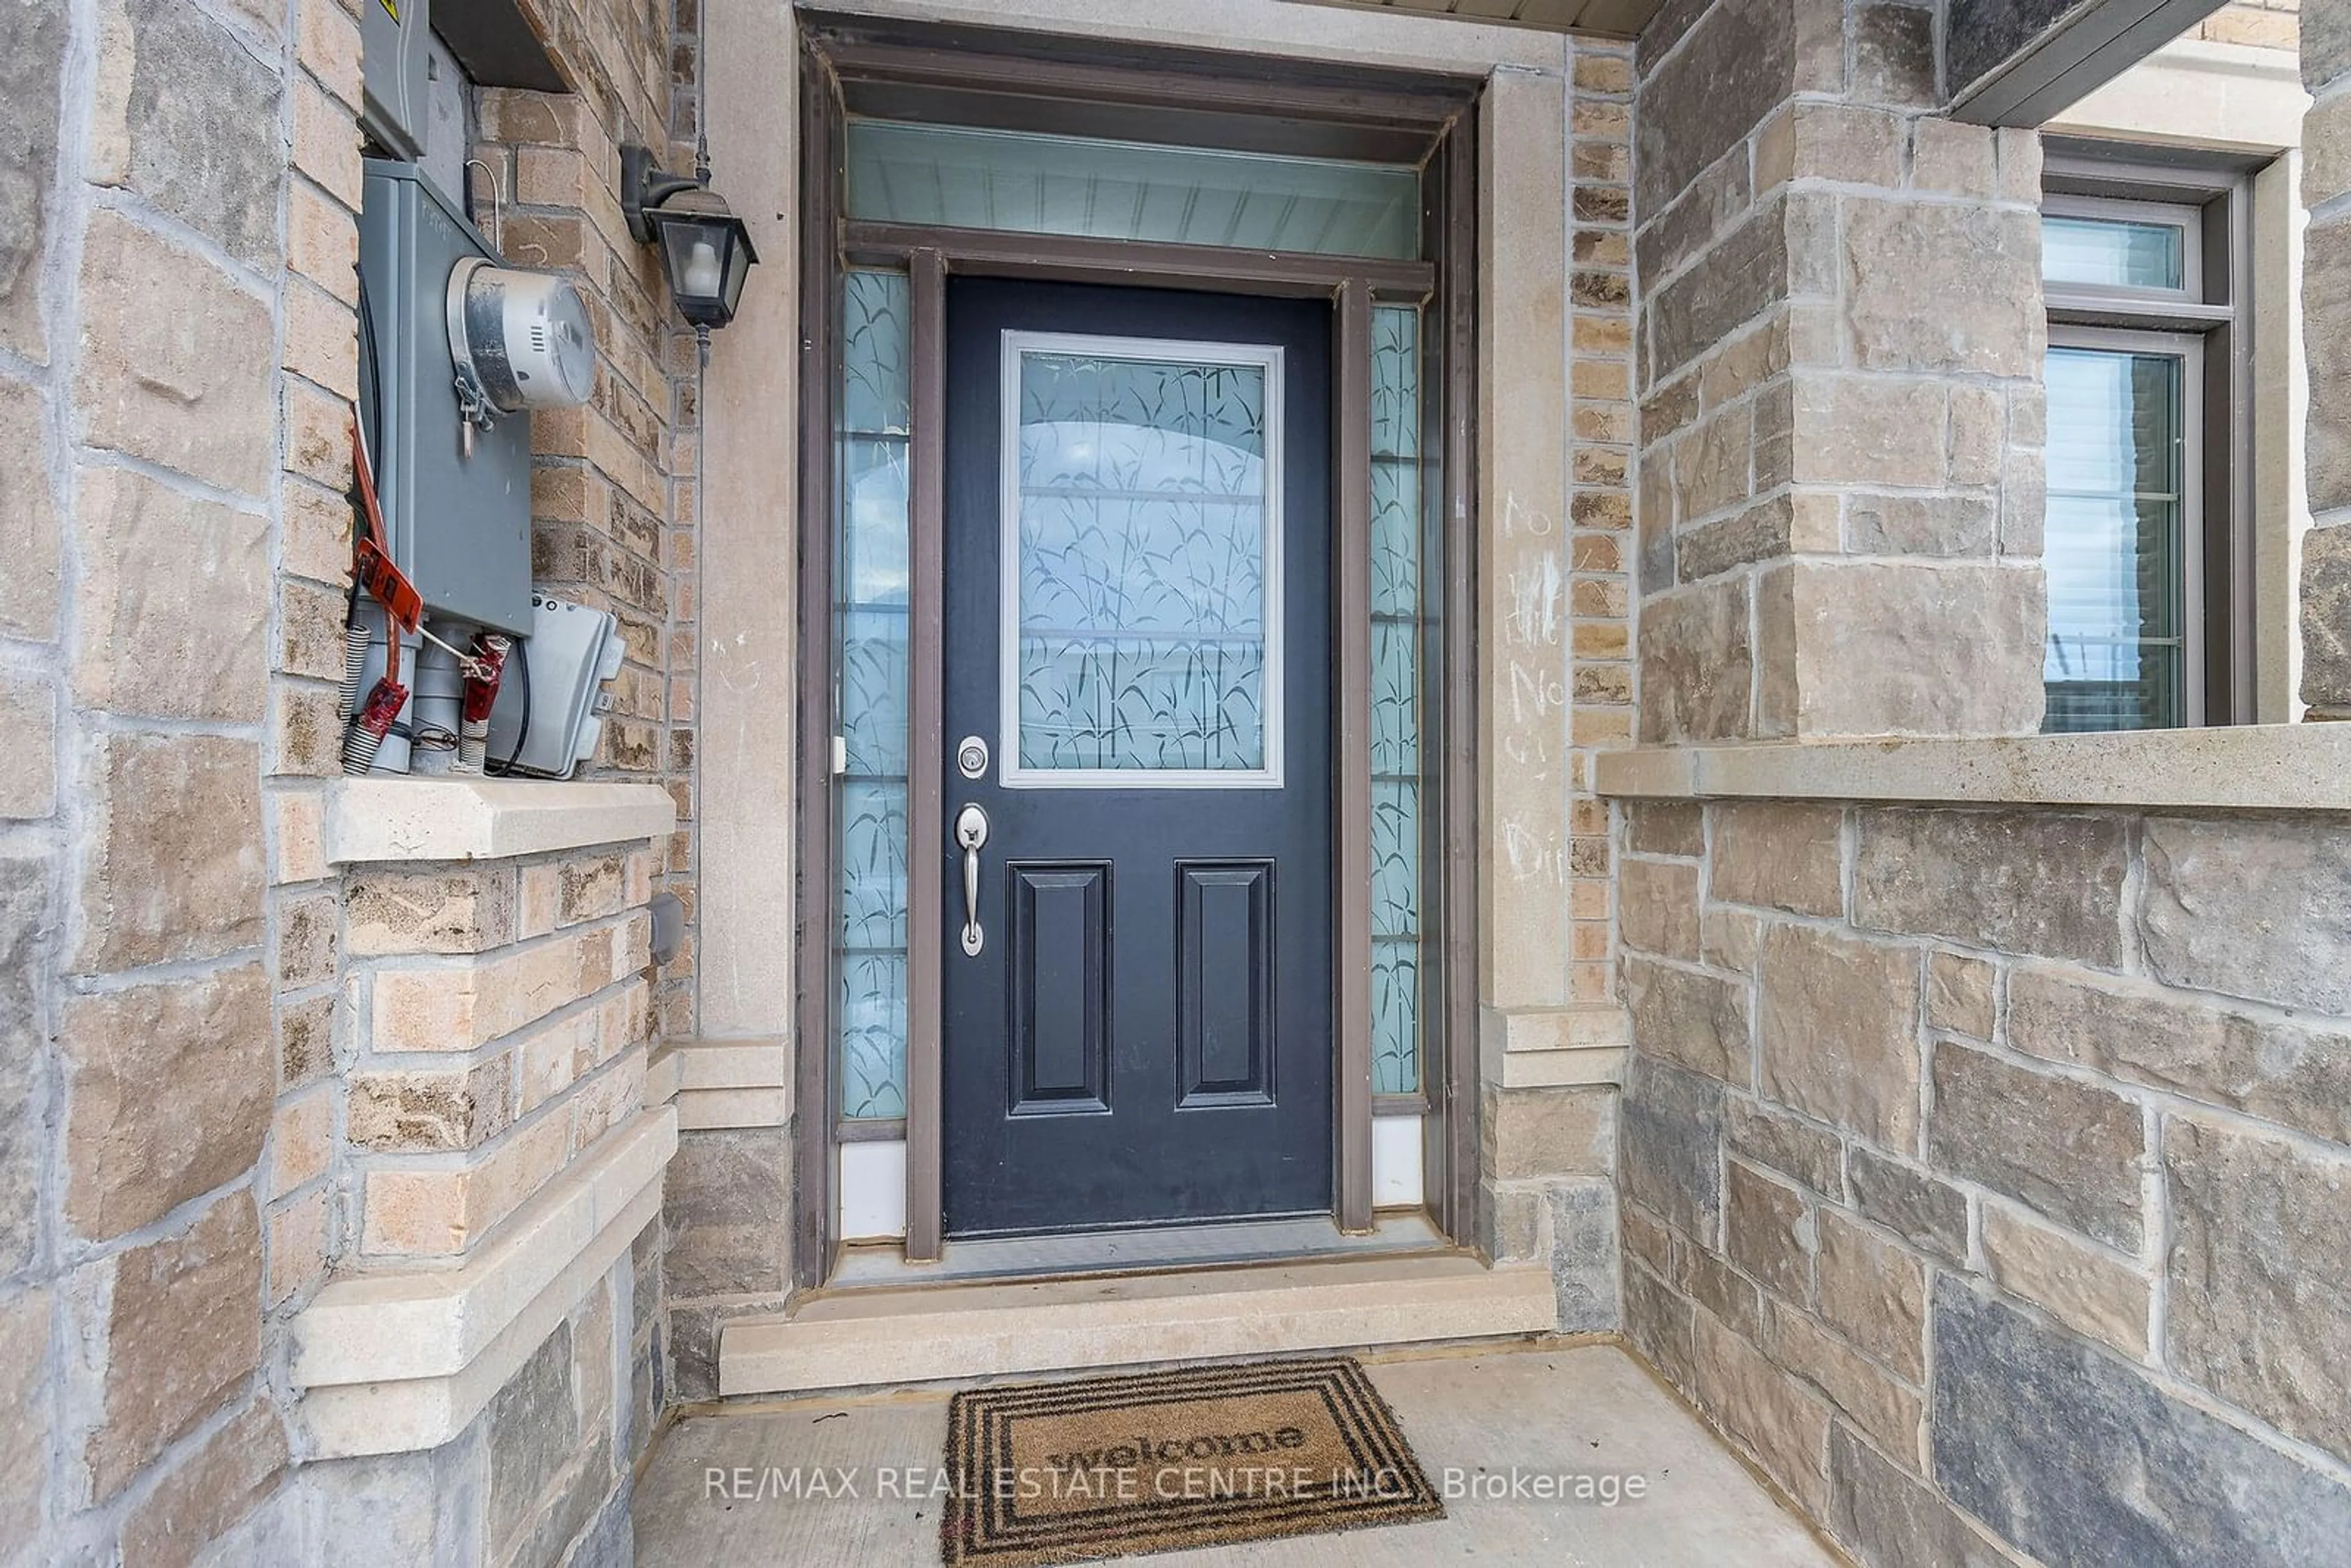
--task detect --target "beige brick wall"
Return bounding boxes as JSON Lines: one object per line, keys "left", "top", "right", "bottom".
{"left": 2197, "top": 0, "right": 2300, "bottom": 51}
{"left": 340, "top": 848, "right": 657, "bottom": 1261}
{"left": 1616, "top": 796, "right": 2351, "bottom": 1559}
{"left": 478, "top": 0, "right": 707, "bottom": 1045}
{"left": 1567, "top": 37, "right": 1639, "bottom": 1005}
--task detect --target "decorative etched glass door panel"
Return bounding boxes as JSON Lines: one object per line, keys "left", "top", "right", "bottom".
{"left": 999, "top": 334, "right": 1284, "bottom": 787}
{"left": 1369, "top": 304, "right": 1425, "bottom": 1097}
{"left": 835, "top": 269, "right": 914, "bottom": 1121}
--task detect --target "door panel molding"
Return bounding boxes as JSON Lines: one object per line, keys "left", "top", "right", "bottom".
{"left": 1176, "top": 861, "right": 1278, "bottom": 1109}
{"left": 1006, "top": 865, "right": 1113, "bottom": 1116}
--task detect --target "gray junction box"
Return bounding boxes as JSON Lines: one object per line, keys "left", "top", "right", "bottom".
{"left": 360, "top": 0, "right": 430, "bottom": 161}
{"left": 358, "top": 159, "right": 535, "bottom": 638}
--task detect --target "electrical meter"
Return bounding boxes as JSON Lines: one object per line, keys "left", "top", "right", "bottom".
{"left": 446, "top": 258, "right": 596, "bottom": 429}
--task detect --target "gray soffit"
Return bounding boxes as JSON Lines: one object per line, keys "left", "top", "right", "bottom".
{"left": 1948, "top": 0, "right": 2231, "bottom": 127}
{"left": 1292, "top": 0, "right": 1670, "bottom": 39}
{"left": 433, "top": 0, "right": 567, "bottom": 94}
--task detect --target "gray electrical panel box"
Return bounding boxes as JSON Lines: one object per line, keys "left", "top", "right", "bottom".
{"left": 361, "top": 0, "right": 430, "bottom": 159}
{"left": 358, "top": 160, "right": 534, "bottom": 637}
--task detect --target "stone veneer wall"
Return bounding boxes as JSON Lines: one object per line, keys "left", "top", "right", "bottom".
{"left": 1615, "top": 797, "right": 2351, "bottom": 1565}
{"left": 2, "top": 0, "right": 315, "bottom": 1556}
{"left": 660, "top": 1062, "right": 793, "bottom": 1403}
{"left": 2305, "top": 0, "right": 2351, "bottom": 716}
{"left": 1633, "top": 0, "right": 2047, "bottom": 742}
{"left": 0, "top": 0, "right": 697, "bottom": 1561}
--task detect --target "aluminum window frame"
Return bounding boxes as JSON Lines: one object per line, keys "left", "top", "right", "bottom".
{"left": 2041, "top": 142, "right": 2259, "bottom": 727}
{"left": 2044, "top": 323, "right": 2207, "bottom": 730}
{"left": 2041, "top": 190, "right": 2205, "bottom": 303}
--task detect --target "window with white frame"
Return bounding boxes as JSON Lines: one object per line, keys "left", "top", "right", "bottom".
{"left": 2040, "top": 146, "right": 2257, "bottom": 731}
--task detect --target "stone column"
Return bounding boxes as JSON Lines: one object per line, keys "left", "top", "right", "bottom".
{"left": 1473, "top": 40, "right": 1640, "bottom": 1309}
{"left": 2304, "top": 0, "right": 2351, "bottom": 717}
{"left": 1634, "top": 0, "right": 2048, "bottom": 742}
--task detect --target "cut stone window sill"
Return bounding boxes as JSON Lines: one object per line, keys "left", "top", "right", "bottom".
{"left": 326, "top": 776, "right": 679, "bottom": 864}
{"left": 1594, "top": 723, "right": 2351, "bottom": 811}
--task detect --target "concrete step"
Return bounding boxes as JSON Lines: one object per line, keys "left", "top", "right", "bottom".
{"left": 718, "top": 1254, "right": 1559, "bottom": 1398}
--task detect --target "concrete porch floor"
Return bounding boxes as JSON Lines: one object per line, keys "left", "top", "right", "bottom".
{"left": 631, "top": 1343, "right": 1843, "bottom": 1566}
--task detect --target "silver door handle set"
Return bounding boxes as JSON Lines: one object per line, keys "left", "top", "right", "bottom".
{"left": 954, "top": 735, "right": 991, "bottom": 956}
{"left": 954, "top": 802, "right": 989, "bottom": 955}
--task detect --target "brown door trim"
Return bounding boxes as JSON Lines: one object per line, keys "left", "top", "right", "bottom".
{"left": 792, "top": 42, "right": 844, "bottom": 1292}
{"left": 845, "top": 222, "right": 1435, "bottom": 303}
{"left": 806, "top": 9, "right": 1478, "bottom": 159}
{"left": 902, "top": 247, "right": 948, "bottom": 1263}
{"left": 1335, "top": 279, "right": 1376, "bottom": 1234}
{"left": 1434, "top": 108, "right": 1482, "bottom": 1242}
{"left": 792, "top": 15, "right": 1483, "bottom": 1274}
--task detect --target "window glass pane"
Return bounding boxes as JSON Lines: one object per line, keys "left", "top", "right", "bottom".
{"left": 2043, "top": 345, "right": 2186, "bottom": 733}
{"left": 2042, "top": 214, "right": 2185, "bottom": 291}
{"left": 835, "top": 269, "right": 912, "bottom": 1120}
{"left": 1010, "top": 342, "right": 1275, "bottom": 776}
{"left": 1370, "top": 305, "right": 1423, "bottom": 1097}
{"left": 847, "top": 119, "right": 1422, "bottom": 260}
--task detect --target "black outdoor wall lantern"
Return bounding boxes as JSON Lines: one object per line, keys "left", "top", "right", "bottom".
{"left": 621, "top": 140, "right": 759, "bottom": 341}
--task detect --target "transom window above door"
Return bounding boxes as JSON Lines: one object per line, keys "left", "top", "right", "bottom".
{"left": 846, "top": 120, "right": 1423, "bottom": 260}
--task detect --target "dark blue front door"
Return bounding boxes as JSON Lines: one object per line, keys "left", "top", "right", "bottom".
{"left": 940, "top": 278, "right": 1335, "bottom": 1236}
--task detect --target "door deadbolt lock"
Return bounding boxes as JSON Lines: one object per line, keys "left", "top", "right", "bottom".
{"left": 956, "top": 735, "right": 989, "bottom": 780}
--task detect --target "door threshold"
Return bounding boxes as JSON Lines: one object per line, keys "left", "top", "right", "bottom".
{"left": 721, "top": 1252, "right": 1557, "bottom": 1399}
{"left": 827, "top": 1211, "right": 1447, "bottom": 1290}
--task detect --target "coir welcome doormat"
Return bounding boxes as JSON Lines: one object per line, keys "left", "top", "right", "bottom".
{"left": 940, "top": 1356, "right": 1444, "bottom": 1565}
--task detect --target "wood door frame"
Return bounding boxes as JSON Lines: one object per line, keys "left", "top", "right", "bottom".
{"left": 794, "top": 15, "right": 1483, "bottom": 1285}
